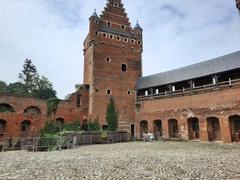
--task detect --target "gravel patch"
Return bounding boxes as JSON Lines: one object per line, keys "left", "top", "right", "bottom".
{"left": 0, "top": 141, "right": 240, "bottom": 180}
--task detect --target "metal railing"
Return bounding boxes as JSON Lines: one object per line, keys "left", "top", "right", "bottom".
{"left": 0, "top": 132, "right": 130, "bottom": 152}
{"left": 137, "top": 78, "right": 240, "bottom": 101}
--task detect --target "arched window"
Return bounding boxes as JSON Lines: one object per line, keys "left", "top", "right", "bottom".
{"left": 0, "top": 103, "right": 15, "bottom": 113}
{"left": 21, "top": 120, "right": 31, "bottom": 132}
{"left": 24, "top": 106, "right": 41, "bottom": 115}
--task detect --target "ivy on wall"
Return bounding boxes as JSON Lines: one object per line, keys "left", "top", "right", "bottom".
{"left": 47, "top": 98, "right": 61, "bottom": 116}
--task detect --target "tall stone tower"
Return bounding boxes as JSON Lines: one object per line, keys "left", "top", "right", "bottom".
{"left": 236, "top": 0, "right": 240, "bottom": 11}
{"left": 83, "top": 0, "right": 143, "bottom": 133}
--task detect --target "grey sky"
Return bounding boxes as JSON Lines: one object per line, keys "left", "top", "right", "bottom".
{"left": 0, "top": 0, "right": 240, "bottom": 98}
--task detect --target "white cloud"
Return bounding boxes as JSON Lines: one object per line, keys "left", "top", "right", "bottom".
{"left": 0, "top": 0, "right": 239, "bottom": 98}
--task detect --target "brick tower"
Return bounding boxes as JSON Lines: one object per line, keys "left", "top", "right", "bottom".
{"left": 83, "top": 0, "right": 143, "bottom": 133}
{"left": 236, "top": 0, "right": 240, "bottom": 11}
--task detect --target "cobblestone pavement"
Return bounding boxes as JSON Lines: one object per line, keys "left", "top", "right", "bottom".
{"left": 0, "top": 141, "right": 240, "bottom": 180}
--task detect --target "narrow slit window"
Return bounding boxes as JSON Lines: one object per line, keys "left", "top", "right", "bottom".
{"left": 121, "top": 64, "right": 127, "bottom": 72}
{"left": 107, "top": 89, "right": 112, "bottom": 95}
{"left": 77, "top": 94, "right": 81, "bottom": 107}
{"left": 106, "top": 57, "right": 111, "bottom": 62}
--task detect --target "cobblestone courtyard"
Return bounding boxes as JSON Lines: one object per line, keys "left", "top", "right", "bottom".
{"left": 0, "top": 141, "right": 240, "bottom": 180}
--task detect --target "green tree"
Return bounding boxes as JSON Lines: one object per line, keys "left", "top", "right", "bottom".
{"left": 18, "top": 59, "right": 57, "bottom": 100}
{"left": 106, "top": 97, "right": 118, "bottom": 131}
{"left": 8, "top": 82, "right": 28, "bottom": 96}
{"left": 0, "top": 81, "right": 8, "bottom": 93}
{"left": 19, "top": 59, "right": 38, "bottom": 93}
{"left": 33, "top": 76, "right": 57, "bottom": 100}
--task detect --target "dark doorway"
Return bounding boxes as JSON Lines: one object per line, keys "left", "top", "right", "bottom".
{"left": 229, "top": 115, "right": 240, "bottom": 142}
{"left": 168, "top": 119, "right": 178, "bottom": 138}
{"left": 153, "top": 120, "right": 162, "bottom": 139}
{"left": 188, "top": 118, "right": 200, "bottom": 140}
{"left": 21, "top": 120, "right": 31, "bottom": 137}
{"left": 82, "top": 120, "right": 88, "bottom": 131}
{"left": 56, "top": 118, "right": 64, "bottom": 132}
{"left": 131, "top": 124, "right": 135, "bottom": 138}
{"left": 0, "top": 119, "right": 6, "bottom": 136}
{"left": 207, "top": 117, "right": 222, "bottom": 141}
{"left": 102, "top": 125, "right": 108, "bottom": 131}
{"left": 140, "top": 120, "right": 148, "bottom": 138}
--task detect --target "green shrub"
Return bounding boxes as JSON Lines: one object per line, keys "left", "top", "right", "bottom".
{"left": 88, "top": 118, "right": 100, "bottom": 131}
{"left": 40, "top": 121, "right": 57, "bottom": 136}
{"left": 63, "top": 120, "right": 81, "bottom": 132}
{"left": 106, "top": 98, "right": 118, "bottom": 131}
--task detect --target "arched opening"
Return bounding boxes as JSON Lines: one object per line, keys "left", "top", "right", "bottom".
{"left": 21, "top": 120, "right": 31, "bottom": 132}
{"left": 153, "top": 120, "right": 162, "bottom": 139}
{"left": 0, "top": 103, "right": 15, "bottom": 113}
{"left": 24, "top": 106, "right": 41, "bottom": 115}
{"left": 168, "top": 119, "right": 178, "bottom": 138}
{"left": 0, "top": 119, "right": 7, "bottom": 135}
{"left": 187, "top": 117, "right": 200, "bottom": 140}
{"left": 56, "top": 118, "right": 64, "bottom": 132}
{"left": 229, "top": 115, "right": 240, "bottom": 142}
{"left": 140, "top": 120, "right": 148, "bottom": 138}
{"left": 207, "top": 117, "right": 222, "bottom": 141}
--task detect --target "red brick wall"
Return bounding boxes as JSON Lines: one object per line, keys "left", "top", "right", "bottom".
{"left": 0, "top": 94, "right": 47, "bottom": 138}
{"left": 54, "top": 85, "right": 89, "bottom": 124}
{"left": 0, "top": 85, "right": 89, "bottom": 138}
{"left": 136, "top": 87, "right": 240, "bottom": 143}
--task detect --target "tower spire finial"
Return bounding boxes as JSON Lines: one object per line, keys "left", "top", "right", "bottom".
{"left": 134, "top": 20, "right": 142, "bottom": 30}
{"left": 91, "top": 8, "right": 99, "bottom": 19}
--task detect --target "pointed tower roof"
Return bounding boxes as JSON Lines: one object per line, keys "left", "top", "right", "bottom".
{"left": 134, "top": 21, "right": 142, "bottom": 30}
{"left": 90, "top": 9, "right": 99, "bottom": 19}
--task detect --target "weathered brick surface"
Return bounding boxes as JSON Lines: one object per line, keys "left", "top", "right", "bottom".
{"left": 0, "top": 94, "right": 47, "bottom": 138}
{"left": 0, "top": 85, "right": 89, "bottom": 138}
{"left": 54, "top": 86, "right": 89, "bottom": 124}
{"left": 136, "top": 87, "right": 240, "bottom": 143}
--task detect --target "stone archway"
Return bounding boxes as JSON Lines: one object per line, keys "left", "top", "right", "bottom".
{"left": 168, "top": 119, "right": 178, "bottom": 138}
{"left": 153, "top": 120, "right": 162, "bottom": 139}
{"left": 229, "top": 115, "right": 240, "bottom": 142}
{"left": 207, "top": 117, "right": 222, "bottom": 141}
{"left": 187, "top": 117, "right": 200, "bottom": 140}
{"left": 140, "top": 120, "right": 148, "bottom": 138}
